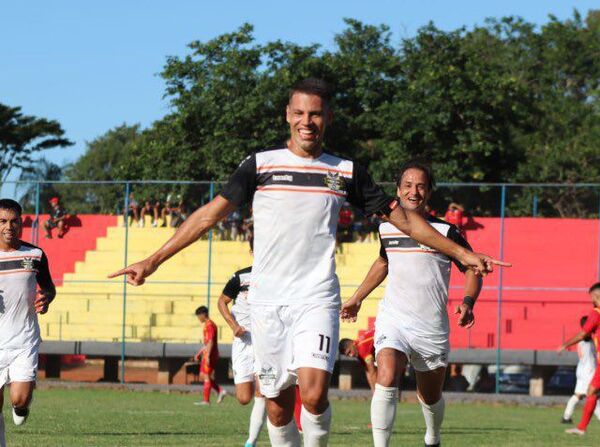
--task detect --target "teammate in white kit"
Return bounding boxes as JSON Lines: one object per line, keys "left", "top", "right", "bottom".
{"left": 561, "top": 315, "right": 600, "bottom": 424}
{"left": 217, "top": 238, "right": 267, "bottom": 447}
{"left": 110, "top": 79, "right": 508, "bottom": 447}
{"left": 341, "top": 161, "right": 484, "bottom": 447}
{"left": 0, "top": 199, "right": 56, "bottom": 447}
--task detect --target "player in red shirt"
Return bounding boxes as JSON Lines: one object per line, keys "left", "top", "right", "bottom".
{"left": 558, "top": 282, "right": 600, "bottom": 436}
{"left": 339, "top": 329, "right": 377, "bottom": 390}
{"left": 194, "top": 306, "right": 226, "bottom": 405}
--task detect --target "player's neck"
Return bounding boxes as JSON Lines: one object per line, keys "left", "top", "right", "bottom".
{"left": 287, "top": 140, "right": 323, "bottom": 159}
{"left": 0, "top": 239, "right": 21, "bottom": 252}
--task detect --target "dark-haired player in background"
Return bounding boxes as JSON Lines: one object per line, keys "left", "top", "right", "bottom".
{"left": 559, "top": 282, "right": 600, "bottom": 436}
{"left": 110, "top": 78, "right": 509, "bottom": 447}
{"left": 194, "top": 306, "right": 226, "bottom": 406}
{"left": 217, "top": 238, "right": 266, "bottom": 447}
{"left": 341, "top": 161, "right": 483, "bottom": 447}
{"left": 339, "top": 329, "right": 377, "bottom": 391}
{"left": 0, "top": 199, "right": 56, "bottom": 447}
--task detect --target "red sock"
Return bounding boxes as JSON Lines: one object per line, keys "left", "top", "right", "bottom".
{"left": 203, "top": 380, "right": 211, "bottom": 402}
{"left": 211, "top": 380, "right": 221, "bottom": 394}
{"left": 577, "top": 394, "right": 598, "bottom": 431}
{"left": 294, "top": 385, "right": 302, "bottom": 431}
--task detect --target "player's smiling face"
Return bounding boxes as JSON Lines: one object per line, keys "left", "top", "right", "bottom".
{"left": 286, "top": 92, "right": 332, "bottom": 157}
{"left": 0, "top": 208, "right": 22, "bottom": 248}
{"left": 397, "top": 168, "right": 431, "bottom": 213}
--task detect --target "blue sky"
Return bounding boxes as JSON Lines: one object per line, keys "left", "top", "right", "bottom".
{"left": 1, "top": 0, "right": 597, "bottom": 171}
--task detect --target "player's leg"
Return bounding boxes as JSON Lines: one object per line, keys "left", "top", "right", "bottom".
{"left": 293, "top": 302, "right": 339, "bottom": 447}
{"left": 265, "top": 386, "right": 300, "bottom": 446}
{"left": 415, "top": 367, "right": 447, "bottom": 447}
{"left": 371, "top": 348, "right": 407, "bottom": 447}
{"left": 9, "top": 381, "right": 34, "bottom": 426}
{"left": 563, "top": 394, "right": 583, "bottom": 422}
{"left": 245, "top": 379, "right": 266, "bottom": 447}
{"left": 294, "top": 384, "right": 303, "bottom": 432}
{"left": 0, "top": 385, "right": 5, "bottom": 447}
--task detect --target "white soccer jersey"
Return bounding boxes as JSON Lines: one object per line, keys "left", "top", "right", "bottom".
{"left": 576, "top": 340, "right": 596, "bottom": 379}
{"left": 378, "top": 217, "right": 471, "bottom": 340}
{"left": 0, "top": 242, "right": 54, "bottom": 350}
{"left": 220, "top": 147, "right": 390, "bottom": 306}
{"left": 222, "top": 266, "right": 252, "bottom": 328}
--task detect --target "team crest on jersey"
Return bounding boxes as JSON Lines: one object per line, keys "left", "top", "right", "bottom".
{"left": 323, "top": 171, "right": 346, "bottom": 193}
{"left": 258, "top": 366, "right": 277, "bottom": 386}
{"left": 21, "top": 257, "right": 35, "bottom": 270}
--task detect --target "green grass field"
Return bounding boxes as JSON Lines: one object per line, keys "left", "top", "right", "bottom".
{"left": 2, "top": 388, "right": 599, "bottom": 446}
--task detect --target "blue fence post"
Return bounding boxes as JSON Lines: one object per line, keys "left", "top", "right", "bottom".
{"left": 206, "top": 182, "right": 214, "bottom": 313}
{"left": 597, "top": 190, "right": 600, "bottom": 280}
{"left": 532, "top": 194, "right": 538, "bottom": 217}
{"left": 121, "top": 182, "right": 131, "bottom": 384}
{"left": 495, "top": 185, "right": 507, "bottom": 393}
{"left": 32, "top": 182, "right": 40, "bottom": 245}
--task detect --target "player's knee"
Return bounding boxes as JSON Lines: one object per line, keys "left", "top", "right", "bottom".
{"left": 376, "top": 368, "right": 397, "bottom": 388}
{"left": 236, "top": 391, "right": 253, "bottom": 405}
{"left": 418, "top": 389, "right": 442, "bottom": 405}
{"left": 11, "top": 394, "right": 30, "bottom": 409}
{"left": 300, "top": 389, "right": 328, "bottom": 414}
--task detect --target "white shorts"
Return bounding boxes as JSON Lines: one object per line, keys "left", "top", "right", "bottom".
{"left": 250, "top": 302, "right": 339, "bottom": 398}
{"left": 374, "top": 310, "right": 449, "bottom": 372}
{"left": 232, "top": 332, "right": 255, "bottom": 385}
{"left": 0, "top": 345, "right": 39, "bottom": 387}
{"left": 575, "top": 369, "right": 595, "bottom": 395}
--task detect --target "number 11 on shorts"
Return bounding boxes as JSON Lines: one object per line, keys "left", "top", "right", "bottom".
{"left": 318, "top": 334, "right": 331, "bottom": 353}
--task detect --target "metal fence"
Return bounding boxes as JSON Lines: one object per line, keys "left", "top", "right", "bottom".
{"left": 2, "top": 180, "right": 600, "bottom": 390}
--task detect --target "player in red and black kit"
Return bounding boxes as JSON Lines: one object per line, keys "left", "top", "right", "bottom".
{"left": 558, "top": 282, "right": 600, "bottom": 436}
{"left": 339, "top": 329, "right": 378, "bottom": 390}
{"left": 194, "top": 306, "right": 226, "bottom": 405}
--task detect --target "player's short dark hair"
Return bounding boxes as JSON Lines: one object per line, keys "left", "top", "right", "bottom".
{"left": 580, "top": 315, "right": 588, "bottom": 327}
{"left": 338, "top": 338, "right": 353, "bottom": 355}
{"left": 395, "top": 159, "right": 435, "bottom": 191}
{"left": 589, "top": 282, "right": 600, "bottom": 294}
{"left": 195, "top": 306, "right": 208, "bottom": 316}
{"left": 0, "top": 199, "right": 22, "bottom": 216}
{"left": 289, "top": 78, "right": 333, "bottom": 106}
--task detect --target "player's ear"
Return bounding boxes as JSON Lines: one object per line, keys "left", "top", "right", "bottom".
{"left": 286, "top": 104, "right": 291, "bottom": 124}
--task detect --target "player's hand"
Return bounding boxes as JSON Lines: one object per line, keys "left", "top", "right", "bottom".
{"left": 454, "top": 303, "right": 475, "bottom": 328}
{"left": 233, "top": 325, "right": 246, "bottom": 338}
{"left": 193, "top": 353, "right": 201, "bottom": 361}
{"left": 556, "top": 344, "right": 566, "bottom": 354}
{"left": 459, "top": 251, "right": 511, "bottom": 276}
{"left": 34, "top": 291, "right": 51, "bottom": 314}
{"left": 107, "top": 258, "right": 158, "bottom": 286}
{"left": 340, "top": 296, "right": 362, "bottom": 322}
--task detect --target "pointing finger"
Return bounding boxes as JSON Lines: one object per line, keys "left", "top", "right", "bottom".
{"left": 108, "top": 268, "right": 129, "bottom": 279}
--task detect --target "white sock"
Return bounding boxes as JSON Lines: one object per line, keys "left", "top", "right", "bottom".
{"left": 563, "top": 395, "right": 580, "bottom": 419}
{"left": 595, "top": 400, "right": 600, "bottom": 421}
{"left": 371, "top": 384, "right": 398, "bottom": 447}
{"left": 0, "top": 412, "right": 5, "bottom": 447}
{"left": 300, "top": 404, "right": 332, "bottom": 447}
{"left": 246, "top": 397, "right": 266, "bottom": 446}
{"left": 266, "top": 418, "right": 301, "bottom": 447}
{"left": 419, "top": 396, "right": 445, "bottom": 446}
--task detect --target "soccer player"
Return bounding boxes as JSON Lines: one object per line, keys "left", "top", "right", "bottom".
{"left": 341, "top": 160, "right": 483, "bottom": 447}
{"left": 217, "top": 239, "right": 266, "bottom": 447}
{"left": 193, "top": 306, "right": 226, "bottom": 405}
{"left": 0, "top": 199, "right": 56, "bottom": 447}
{"left": 339, "top": 329, "right": 378, "bottom": 391}
{"left": 561, "top": 315, "right": 600, "bottom": 423}
{"left": 559, "top": 282, "right": 600, "bottom": 436}
{"left": 109, "top": 78, "right": 508, "bottom": 447}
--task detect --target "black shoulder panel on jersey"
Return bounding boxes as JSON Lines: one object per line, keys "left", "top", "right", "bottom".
{"left": 219, "top": 153, "right": 258, "bottom": 207}
{"left": 347, "top": 163, "right": 391, "bottom": 216}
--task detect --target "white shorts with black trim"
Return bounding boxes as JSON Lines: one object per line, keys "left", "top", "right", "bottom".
{"left": 250, "top": 302, "right": 339, "bottom": 398}
{"left": 374, "top": 310, "right": 449, "bottom": 372}
{"left": 232, "top": 332, "right": 255, "bottom": 385}
{"left": 0, "top": 345, "right": 39, "bottom": 387}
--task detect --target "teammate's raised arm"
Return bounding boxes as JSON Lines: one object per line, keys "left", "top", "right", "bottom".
{"left": 108, "top": 195, "right": 236, "bottom": 285}
{"left": 341, "top": 255, "right": 388, "bottom": 322}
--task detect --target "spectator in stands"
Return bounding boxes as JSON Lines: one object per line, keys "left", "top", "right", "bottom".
{"left": 140, "top": 199, "right": 161, "bottom": 227}
{"left": 473, "top": 366, "right": 495, "bottom": 393}
{"left": 228, "top": 210, "right": 243, "bottom": 241}
{"left": 169, "top": 200, "right": 188, "bottom": 228}
{"left": 444, "top": 202, "right": 465, "bottom": 234}
{"left": 125, "top": 193, "right": 141, "bottom": 226}
{"left": 336, "top": 203, "right": 354, "bottom": 249}
{"left": 43, "top": 197, "right": 68, "bottom": 239}
{"left": 446, "top": 364, "right": 470, "bottom": 392}
{"left": 193, "top": 306, "right": 226, "bottom": 405}
{"left": 339, "top": 329, "right": 378, "bottom": 391}
{"left": 241, "top": 213, "right": 254, "bottom": 242}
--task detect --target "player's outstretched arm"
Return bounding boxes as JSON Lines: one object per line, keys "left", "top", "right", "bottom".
{"left": 108, "top": 195, "right": 236, "bottom": 286}
{"left": 557, "top": 331, "right": 589, "bottom": 353}
{"left": 386, "top": 207, "right": 511, "bottom": 275}
{"left": 341, "top": 256, "right": 388, "bottom": 322}
{"left": 217, "top": 294, "right": 245, "bottom": 337}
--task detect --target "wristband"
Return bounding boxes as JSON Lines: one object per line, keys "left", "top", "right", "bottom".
{"left": 462, "top": 296, "right": 476, "bottom": 309}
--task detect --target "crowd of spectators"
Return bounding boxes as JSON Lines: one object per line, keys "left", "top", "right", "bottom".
{"left": 125, "top": 193, "right": 188, "bottom": 228}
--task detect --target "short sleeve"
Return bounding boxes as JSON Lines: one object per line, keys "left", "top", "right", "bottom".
{"left": 222, "top": 272, "right": 241, "bottom": 300}
{"left": 36, "top": 252, "right": 55, "bottom": 296}
{"left": 206, "top": 322, "right": 217, "bottom": 341}
{"left": 378, "top": 231, "right": 388, "bottom": 261}
{"left": 219, "top": 154, "right": 257, "bottom": 207}
{"left": 347, "top": 163, "right": 391, "bottom": 216}
{"left": 446, "top": 225, "right": 472, "bottom": 272}
{"left": 583, "top": 310, "right": 600, "bottom": 335}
